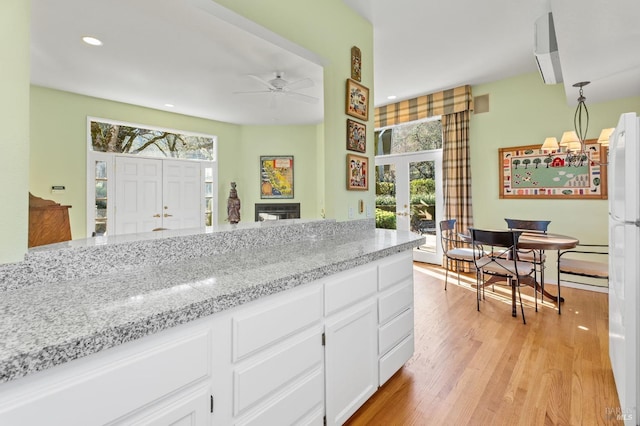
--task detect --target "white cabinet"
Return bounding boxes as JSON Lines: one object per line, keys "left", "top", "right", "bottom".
{"left": 325, "top": 299, "right": 378, "bottom": 426}
{"left": 210, "top": 283, "right": 325, "bottom": 426}
{"left": 0, "top": 251, "right": 415, "bottom": 426}
{"left": 323, "top": 263, "right": 378, "bottom": 426}
{"left": 377, "top": 252, "right": 415, "bottom": 386}
{"left": 0, "top": 319, "right": 213, "bottom": 426}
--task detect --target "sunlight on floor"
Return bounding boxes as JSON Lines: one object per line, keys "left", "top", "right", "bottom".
{"left": 413, "top": 262, "right": 559, "bottom": 312}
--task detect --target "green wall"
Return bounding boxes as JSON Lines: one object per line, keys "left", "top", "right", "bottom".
{"left": 30, "top": 86, "right": 322, "bottom": 238}
{"left": 470, "top": 72, "right": 640, "bottom": 285}
{"left": 213, "top": 0, "right": 376, "bottom": 222}
{"left": 0, "top": 0, "right": 30, "bottom": 263}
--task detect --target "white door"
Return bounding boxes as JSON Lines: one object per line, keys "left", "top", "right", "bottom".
{"left": 375, "top": 150, "right": 443, "bottom": 264}
{"left": 115, "top": 157, "right": 202, "bottom": 234}
{"left": 115, "top": 157, "right": 163, "bottom": 234}
{"left": 163, "top": 160, "right": 202, "bottom": 229}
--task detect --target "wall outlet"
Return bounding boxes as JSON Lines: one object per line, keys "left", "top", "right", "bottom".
{"left": 348, "top": 207, "right": 354, "bottom": 219}
{"left": 366, "top": 204, "right": 372, "bottom": 218}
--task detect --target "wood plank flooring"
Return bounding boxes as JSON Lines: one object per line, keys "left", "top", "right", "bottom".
{"left": 345, "top": 262, "right": 622, "bottom": 426}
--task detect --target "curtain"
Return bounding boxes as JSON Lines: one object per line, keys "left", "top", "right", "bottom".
{"left": 442, "top": 110, "right": 474, "bottom": 271}
{"left": 374, "top": 85, "right": 472, "bottom": 128}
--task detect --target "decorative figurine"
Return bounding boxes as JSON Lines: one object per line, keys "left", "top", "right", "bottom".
{"left": 227, "top": 182, "right": 241, "bottom": 224}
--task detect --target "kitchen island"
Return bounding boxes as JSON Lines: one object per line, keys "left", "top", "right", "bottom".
{"left": 0, "top": 219, "right": 423, "bottom": 425}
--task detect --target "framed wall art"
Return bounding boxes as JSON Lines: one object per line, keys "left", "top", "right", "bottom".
{"left": 260, "top": 155, "right": 294, "bottom": 199}
{"left": 498, "top": 142, "right": 607, "bottom": 199}
{"left": 347, "top": 153, "right": 368, "bottom": 190}
{"left": 346, "top": 79, "right": 369, "bottom": 121}
{"left": 351, "top": 46, "right": 361, "bottom": 82}
{"left": 346, "top": 119, "right": 366, "bottom": 153}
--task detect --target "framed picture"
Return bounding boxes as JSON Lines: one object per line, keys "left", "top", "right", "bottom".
{"left": 260, "top": 155, "right": 294, "bottom": 199}
{"left": 498, "top": 142, "right": 607, "bottom": 199}
{"left": 346, "top": 119, "right": 366, "bottom": 153}
{"left": 347, "top": 153, "right": 368, "bottom": 190}
{"left": 351, "top": 46, "right": 361, "bottom": 82}
{"left": 346, "top": 79, "right": 369, "bottom": 121}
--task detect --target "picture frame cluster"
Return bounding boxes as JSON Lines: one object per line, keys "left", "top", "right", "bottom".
{"left": 345, "top": 46, "right": 369, "bottom": 190}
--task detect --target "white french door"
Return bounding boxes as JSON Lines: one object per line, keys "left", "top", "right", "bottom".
{"left": 115, "top": 157, "right": 164, "bottom": 234}
{"left": 114, "top": 157, "right": 203, "bottom": 234}
{"left": 375, "top": 150, "right": 443, "bottom": 264}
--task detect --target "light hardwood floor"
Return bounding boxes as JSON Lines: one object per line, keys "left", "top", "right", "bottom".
{"left": 346, "top": 262, "right": 622, "bottom": 426}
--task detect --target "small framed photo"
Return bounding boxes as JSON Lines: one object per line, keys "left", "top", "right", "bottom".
{"left": 347, "top": 153, "right": 368, "bottom": 190}
{"left": 260, "top": 155, "right": 294, "bottom": 199}
{"left": 346, "top": 79, "right": 369, "bottom": 121}
{"left": 351, "top": 46, "right": 361, "bottom": 82}
{"left": 347, "top": 119, "right": 366, "bottom": 153}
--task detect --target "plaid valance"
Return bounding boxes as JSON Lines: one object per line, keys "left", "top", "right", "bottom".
{"left": 374, "top": 85, "right": 473, "bottom": 128}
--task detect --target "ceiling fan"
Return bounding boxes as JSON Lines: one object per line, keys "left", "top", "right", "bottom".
{"left": 234, "top": 71, "right": 319, "bottom": 105}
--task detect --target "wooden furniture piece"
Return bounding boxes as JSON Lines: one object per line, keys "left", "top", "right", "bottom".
{"left": 28, "top": 193, "right": 72, "bottom": 248}
{"left": 517, "top": 232, "right": 579, "bottom": 314}
{"left": 557, "top": 244, "right": 608, "bottom": 310}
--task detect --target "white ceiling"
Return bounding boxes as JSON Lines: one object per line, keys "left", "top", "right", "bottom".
{"left": 31, "top": 0, "right": 640, "bottom": 127}
{"left": 344, "top": 0, "right": 640, "bottom": 108}
{"left": 30, "top": 0, "right": 324, "bottom": 126}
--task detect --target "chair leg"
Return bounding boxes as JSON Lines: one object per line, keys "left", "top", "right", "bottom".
{"left": 476, "top": 268, "right": 481, "bottom": 311}
{"left": 557, "top": 279, "right": 562, "bottom": 315}
{"left": 444, "top": 258, "right": 449, "bottom": 291}
{"left": 517, "top": 282, "right": 526, "bottom": 324}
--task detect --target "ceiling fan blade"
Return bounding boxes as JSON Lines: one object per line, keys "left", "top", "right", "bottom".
{"left": 247, "top": 74, "right": 274, "bottom": 89}
{"left": 284, "top": 91, "right": 319, "bottom": 104}
{"left": 286, "top": 78, "right": 314, "bottom": 91}
{"left": 232, "top": 90, "right": 272, "bottom": 95}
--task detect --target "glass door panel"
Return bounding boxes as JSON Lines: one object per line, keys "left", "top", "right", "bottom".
{"left": 375, "top": 151, "right": 442, "bottom": 264}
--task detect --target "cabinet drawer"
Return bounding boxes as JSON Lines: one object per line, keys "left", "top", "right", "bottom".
{"left": 0, "top": 326, "right": 211, "bottom": 426}
{"left": 324, "top": 264, "right": 377, "bottom": 316}
{"left": 378, "top": 252, "right": 413, "bottom": 290}
{"left": 235, "top": 369, "right": 324, "bottom": 426}
{"left": 233, "top": 330, "right": 322, "bottom": 416}
{"left": 232, "top": 285, "right": 323, "bottom": 361}
{"left": 378, "top": 279, "right": 413, "bottom": 325}
{"left": 379, "top": 308, "right": 413, "bottom": 356}
{"left": 379, "top": 333, "right": 414, "bottom": 386}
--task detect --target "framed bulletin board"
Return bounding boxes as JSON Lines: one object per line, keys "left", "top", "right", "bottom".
{"left": 498, "top": 142, "right": 607, "bottom": 199}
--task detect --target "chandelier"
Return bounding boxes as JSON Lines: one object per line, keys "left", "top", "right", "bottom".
{"left": 540, "top": 81, "right": 612, "bottom": 167}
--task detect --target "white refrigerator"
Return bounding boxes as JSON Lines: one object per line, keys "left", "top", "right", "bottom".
{"left": 609, "top": 111, "right": 639, "bottom": 425}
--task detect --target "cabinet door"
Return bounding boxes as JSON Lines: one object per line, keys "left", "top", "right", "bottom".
{"left": 126, "top": 384, "right": 211, "bottom": 426}
{"left": 324, "top": 300, "right": 378, "bottom": 426}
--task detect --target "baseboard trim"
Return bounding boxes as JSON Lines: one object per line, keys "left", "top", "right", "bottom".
{"left": 545, "top": 280, "right": 609, "bottom": 294}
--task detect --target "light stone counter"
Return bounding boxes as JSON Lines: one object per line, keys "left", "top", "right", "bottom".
{"left": 0, "top": 219, "right": 423, "bottom": 384}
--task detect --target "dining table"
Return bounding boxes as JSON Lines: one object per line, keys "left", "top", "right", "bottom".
{"left": 459, "top": 231, "right": 579, "bottom": 313}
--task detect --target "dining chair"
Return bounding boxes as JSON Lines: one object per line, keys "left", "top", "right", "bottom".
{"left": 557, "top": 244, "right": 608, "bottom": 314}
{"left": 504, "top": 218, "right": 551, "bottom": 311}
{"left": 470, "top": 228, "right": 537, "bottom": 324}
{"left": 439, "top": 219, "right": 477, "bottom": 290}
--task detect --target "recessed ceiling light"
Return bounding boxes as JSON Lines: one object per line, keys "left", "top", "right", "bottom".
{"left": 164, "top": 103, "right": 175, "bottom": 108}
{"left": 82, "top": 36, "right": 103, "bottom": 46}
{"left": 387, "top": 95, "right": 397, "bottom": 100}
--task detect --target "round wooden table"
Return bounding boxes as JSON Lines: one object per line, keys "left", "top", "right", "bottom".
{"left": 517, "top": 232, "right": 579, "bottom": 251}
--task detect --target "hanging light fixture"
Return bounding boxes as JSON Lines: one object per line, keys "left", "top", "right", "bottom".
{"left": 540, "top": 81, "right": 612, "bottom": 165}
{"left": 564, "top": 81, "right": 590, "bottom": 167}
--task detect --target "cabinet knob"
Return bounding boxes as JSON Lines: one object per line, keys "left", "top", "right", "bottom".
{"left": 164, "top": 213, "right": 173, "bottom": 218}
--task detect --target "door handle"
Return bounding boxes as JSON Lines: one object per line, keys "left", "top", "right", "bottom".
{"left": 164, "top": 213, "right": 173, "bottom": 218}
{"left": 153, "top": 214, "right": 161, "bottom": 218}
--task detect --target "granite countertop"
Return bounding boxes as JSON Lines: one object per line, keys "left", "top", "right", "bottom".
{"left": 0, "top": 225, "right": 423, "bottom": 384}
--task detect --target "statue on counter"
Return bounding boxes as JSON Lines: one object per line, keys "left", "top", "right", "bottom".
{"left": 227, "top": 182, "right": 241, "bottom": 224}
